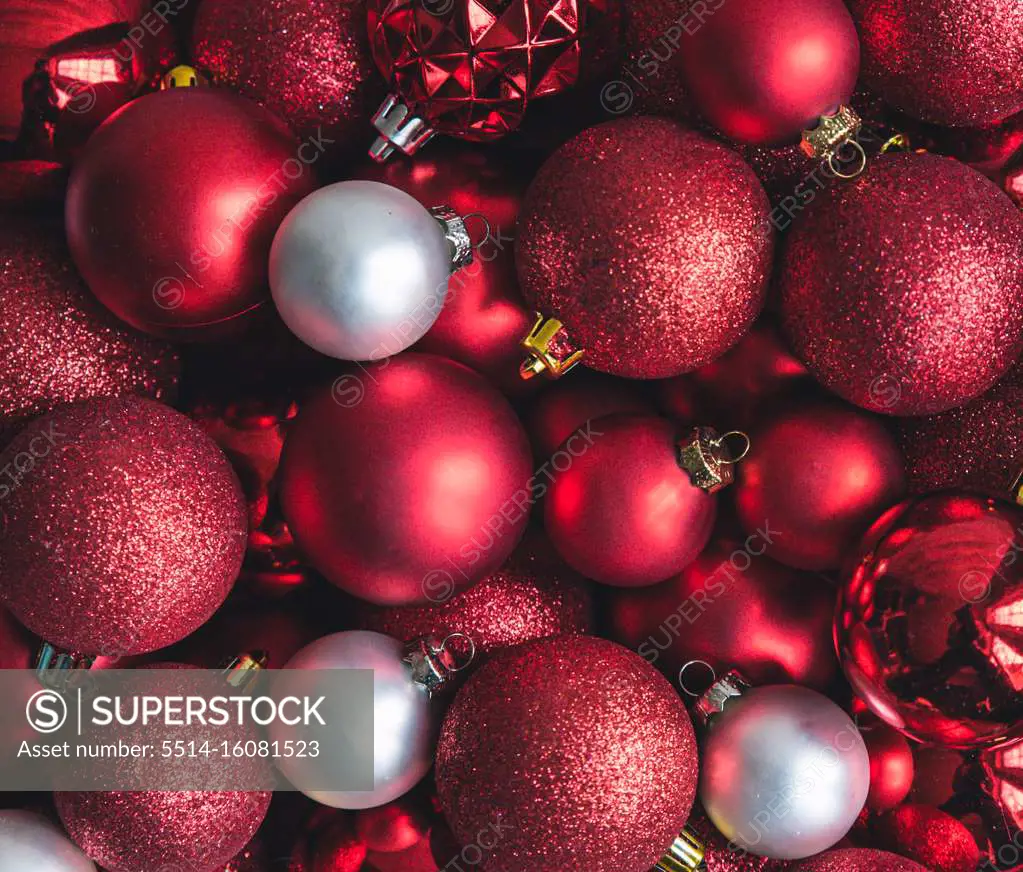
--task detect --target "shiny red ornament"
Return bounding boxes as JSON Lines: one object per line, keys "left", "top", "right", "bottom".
{"left": 66, "top": 89, "right": 315, "bottom": 340}
{"left": 355, "top": 788, "right": 446, "bottom": 871}
{"left": 545, "top": 415, "right": 721, "bottom": 587}
{"left": 927, "top": 110, "right": 1023, "bottom": 179}
{"left": 872, "top": 804, "right": 981, "bottom": 872}
{"left": 309, "top": 816, "right": 370, "bottom": 872}
{"left": 862, "top": 721, "right": 915, "bottom": 813}
{"left": 0, "top": 214, "right": 179, "bottom": 445}
{"left": 780, "top": 152, "right": 1023, "bottom": 416}
{"left": 191, "top": 0, "right": 383, "bottom": 158}
{"left": 279, "top": 354, "right": 532, "bottom": 605}
{"left": 435, "top": 635, "right": 699, "bottom": 872}
{"left": 354, "top": 532, "right": 592, "bottom": 661}
{"left": 897, "top": 360, "right": 1023, "bottom": 499}
{"left": 366, "top": 0, "right": 620, "bottom": 153}
{"left": 788, "top": 848, "right": 929, "bottom": 872}
{"left": 222, "top": 838, "right": 271, "bottom": 872}
{"left": 837, "top": 492, "right": 1023, "bottom": 749}
{"left": 56, "top": 790, "right": 271, "bottom": 872}
{"left": 0, "top": 396, "right": 247, "bottom": 656}
{"left": 849, "top": 0, "right": 1023, "bottom": 127}
{"left": 605, "top": 537, "right": 838, "bottom": 689}
{"left": 676, "top": 0, "right": 859, "bottom": 145}
{"left": 517, "top": 117, "right": 773, "bottom": 379}
{"left": 526, "top": 369, "right": 654, "bottom": 460}
{"left": 356, "top": 144, "right": 535, "bottom": 397}
{"left": 735, "top": 401, "right": 906, "bottom": 571}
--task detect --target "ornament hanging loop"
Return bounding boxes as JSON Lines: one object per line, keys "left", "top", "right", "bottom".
{"left": 678, "top": 659, "right": 717, "bottom": 698}
{"left": 801, "top": 104, "right": 867, "bottom": 180}
{"left": 438, "top": 632, "right": 477, "bottom": 672}
{"left": 827, "top": 137, "right": 867, "bottom": 179}
{"left": 404, "top": 633, "right": 476, "bottom": 696}
{"left": 461, "top": 213, "right": 494, "bottom": 250}
{"left": 678, "top": 426, "right": 750, "bottom": 494}
{"left": 709, "top": 430, "right": 751, "bottom": 464}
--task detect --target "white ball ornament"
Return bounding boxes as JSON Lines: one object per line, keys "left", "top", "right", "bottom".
{"left": 0, "top": 811, "right": 96, "bottom": 872}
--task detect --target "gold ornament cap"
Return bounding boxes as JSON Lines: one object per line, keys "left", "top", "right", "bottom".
{"left": 222, "top": 651, "right": 268, "bottom": 691}
{"left": 653, "top": 828, "right": 705, "bottom": 872}
{"left": 800, "top": 105, "right": 866, "bottom": 179}
{"left": 519, "top": 313, "right": 585, "bottom": 380}
{"left": 161, "top": 65, "right": 208, "bottom": 90}
{"left": 35, "top": 642, "right": 95, "bottom": 690}
{"left": 403, "top": 634, "right": 476, "bottom": 697}
{"left": 677, "top": 427, "right": 750, "bottom": 494}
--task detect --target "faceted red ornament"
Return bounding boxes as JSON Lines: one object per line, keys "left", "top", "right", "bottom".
{"left": 872, "top": 804, "right": 981, "bottom": 872}
{"left": 366, "top": 0, "right": 620, "bottom": 149}
{"left": 837, "top": 492, "right": 1023, "bottom": 749}
{"left": 861, "top": 721, "right": 915, "bottom": 813}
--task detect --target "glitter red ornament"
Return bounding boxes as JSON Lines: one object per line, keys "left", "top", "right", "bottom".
{"left": 605, "top": 538, "right": 839, "bottom": 690}
{"left": 0, "top": 214, "right": 179, "bottom": 445}
{"left": 545, "top": 416, "right": 740, "bottom": 587}
{"left": 848, "top": 0, "right": 1023, "bottom": 127}
{"left": 66, "top": 89, "right": 316, "bottom": 340}
{"left": 734, "top": 401, "right": 906, "bottom": 571}
{"left": 517, "top": 117, "right": 773, "bottom": 379}
{"left": 872, "top": 804, "right": 982, "bottom": 872}
{"left": 191, "top": 0, "right": 384, "bottom": 159}
{"left": 862, "top": 721, "right": 915, "bottom": 813}
{"left": 279, "top": 354, "right": 532, "bottom": 605}
{"left": 56, "top": 790, "right": 271, "bottom": 872}
{"left": 676, "top": 0, "right": 860, "bottom": 145}
{"left": 788, "top": 848, "right": 929, "bottom": 872}
{"left": 435, "top": 635, "right": 699, "bottom": 872}
{"left": 837, "top": 491, "right": 1023, "bottom": 749}
{"left": 780, "top": 152, "right": 1023, "bottom": 416}
{"left": 0, "top": 396, "right": 247, "bottom": 657}
{"left": 365, "top": 0, "right": 621, "bottom": 158}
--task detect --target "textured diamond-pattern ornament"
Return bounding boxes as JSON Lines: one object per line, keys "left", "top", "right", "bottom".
{"left": 367, "top": 0, "right": 618, "bottom": 154}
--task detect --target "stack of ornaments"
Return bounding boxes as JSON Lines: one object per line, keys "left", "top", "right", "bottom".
{"left": 1, "top": 0, "right": 1022, "bottom": 870}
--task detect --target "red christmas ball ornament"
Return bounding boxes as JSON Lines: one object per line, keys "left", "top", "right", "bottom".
{"left": 862, "top": 721, "right": 915, "bottom": 813}
{"left": 526, "top": 369, "right": 655, "bottom": 460}
{"left": 896, "top": 360, "right": 1023, "bottom": 499}
{"left": 605, "top": 538, "right": 838, "bottom": 689}
{"left": 365, "top": 0, "right": 621, "bottom": 158}
{"left": 222, "top": 837, "right": 270, "bottom": 872}
{"left": 0, "top": 396, "right": 247, "bottom": 657}
{"left": 307, "top": 816, "right": 369, "bottom": 872}
{"left": 66, "top": 89, "right": 316, "bottom": 340}
{"left": 872, "top": 804, "right": 982, "bottom": 872}
{"left": 1007, "top": 144, "right": 1023, "bottom": 208}
{"left": 735, "top": 400, "right": 906, "bottom": 571}
{"left": 545, "top": 416, "right": 746, "bottom": 586}
{"left": 837, "top": 491, "right": 1023, "bottom": 749}
{"left": 56, "top": 790, "right": 271, "bottom": 872}
{"left": 0, "top": 607, "right": 34, "bottom": 669}
{"left": 677, "top": 0, "right": 860, "bottom": 145}
{"left": 927, "top": 110, "right": 1023, "bottom": 179}
{"left": 354, "top": 532, "right": 592, "bottom": 661}
{"left": 356, "top": 144, "right": 535, "bottom": 397}
{"left": 435, "top": 635, "right": 699, "bottom": 872}
{"left": 788, "top": 848, "right": 929, "bottom": 872}
{"left": 354, "top": 788, "right": 447, "bottom": 871}
{"left": 0, "top": 160, "right": 66, "bottom": 211}
{"left": 279, "top": 354, "right": 532, "bottom": 605}
{"left": 0, "top": 214, "right": 180, "bottom": 445}
{"left": 191, "top": 0, "right": 384, "bottom": 159}
{"left": 849, "top": 0, "right": 1023, "bottom": 127}
{"left": 780, "top": 152, "right": 1023, "bottom": 416}
{"left": 517, "top": 117, "right": 773, "bottom": 380}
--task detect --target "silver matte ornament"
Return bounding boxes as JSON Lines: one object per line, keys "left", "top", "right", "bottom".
{"left": 696, "top": 672, "right": 870, "bottom": 860}
{"left": 0, "top": 811, "right": 97, "bottom": 872}
{"left": 269, "top": 180, "right": 473, "bottom": 361}
{"left": 270, "top": 630, "right": 470, "bottom": 809}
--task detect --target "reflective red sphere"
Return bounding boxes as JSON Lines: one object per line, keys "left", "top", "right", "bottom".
{"left": 837, "top": 492, "right": 1023, "bottom": 749}
{"left": 861, "top": 721, "right": 915, "bottom": 812}
{"left": 279, "top": 354, "right": 532, "bottom": 605}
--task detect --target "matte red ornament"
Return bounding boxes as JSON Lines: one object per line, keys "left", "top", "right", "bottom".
{"left": 354, "top": 532, "right": 592, "bottom": 662}
{"left": 356, "top": 144, "right": 535, "bottom": 397}
{"left": 788, "top": 848, "right": 929, "bottom": 872}
{"left": 0, "top": 213, "right": 179, "bottom": 445}
{"left": 862, "top": 721, "right": 915, "bottom": 812}
{"left": 544, "top": 415, "right": 723, "bottom": 587}
{"left": 526, "top": 369, "right": 655, "bottom": 460}
{"left": 872, "top": 804, "right": 982, "bottom": 872}
{"left": 676, "top": 0, "right": 860, "bottom": 145}
{"left": 191, "top": 0, "right": 384, "bottom": 158}
{"left": 837, "top": 492, "right": 1023, "bottom": 749}
{"left": 605, "top": 538, "right": 838, "bottom": 690}
{"left": 435, "top": 635, "right": 699, "bottom": 872}
{"left": 780, "top": 152, "right": 1023, "bottom": 416}
{"left": 279, "top": 354, "right": 532, "bottom": 605}
{"left": 56, "top": 790, "right": 271, "bottom": 872}
{"left": 735, "top": 401, "right": 906, "bottom": 571}
{"left": 517, "top": 117, "right": 773, "bottom": 379}
{"left": 0, "top": 396, "right": 247, "bottom": 656}
{"left": 66, "top": 89, "right": 315, "bottom": 340}
{"left": 897, "top": 360, "right": 1023, "bottom": 499}
{"left": 848, "top": 0, "right": 1023, "bottom": 127}
{"left": 366, "top": 0, "right": 620, "bottom": 154}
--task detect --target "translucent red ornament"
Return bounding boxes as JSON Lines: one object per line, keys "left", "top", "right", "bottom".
{"left": 837, "top": 491, "right": 1023, "bottom": 749}
{"left": 365, "top": 0, "right": 621, "bottom": 158}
